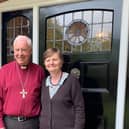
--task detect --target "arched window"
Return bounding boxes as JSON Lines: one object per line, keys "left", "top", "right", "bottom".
{"left": 46, "top": 10, "right": 113, "bottom": 53}
{"left": 6, "top": 16, "right": 31, "bottom": 62}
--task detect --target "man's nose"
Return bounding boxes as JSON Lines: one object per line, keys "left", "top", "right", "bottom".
{"left": 18, "top": 50, "right": 23, "bottom": 55}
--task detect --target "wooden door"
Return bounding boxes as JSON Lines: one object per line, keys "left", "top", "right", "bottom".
{"left": 39, "top": 1, "right": 122, "bottom": 129}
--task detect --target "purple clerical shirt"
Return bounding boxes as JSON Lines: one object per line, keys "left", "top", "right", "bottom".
{"left": 0, "top": 61, "right": 45, "bottom": 128}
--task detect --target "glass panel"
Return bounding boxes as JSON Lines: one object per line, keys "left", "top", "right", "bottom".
{"left": 73, "top": 11, "right": 82, "bottom": 20}
{"left": 46, "top": 10, "right": 113, "bottom": 53}
{"left": 6, "top": 16, "right": 30, "bottom": 62}
{"left": 104, "top": 11, "right": 113, "bottom": 22}
{"left": 15, "top": 28, "right": 21, "bottom": 36}
{"left": 22, "top": 27, "right": 29, "bottom": 35}
{"left": 47, "top": 29, "right": 54, "bottom": 40}
{"left": 55, "top": 28, "right": 63, "bottom": 40}
{"left": 82, "top": 42, "right": 89, "bottom": 52}
{"left": 15, "top": 17, "right": 22, "bottom": 27}
{"left": 55, "top": 41, "right": 62, "bottom": 49}
{"left": 92, "top": 24, "right": 102, "bottom": 38}
{"left": 84, "top": 11, "right": 92, "bottom": 24}
{"left": 72, "top": 45, "right": 81, "bottom": 53}
{"left": 46, "top": 41, "right": 54, "bottom": 49}
{"left": 64, "top": 41, "right": 71, "bottom": 52}
{"left": 103, "top": 23, "right": 112, "bottom": 35}
{"left": 7, "top": 29, "right": 14, "bottom": 39}
{"left": 47, "top": 18, "right": 55, "bottom": 27}
{"left": 65, "top": 13, "right": 72, "bottom": 26}
{"left": 7, "top": 19, "right": 14, "bottom": 27}
{"left": 56, "top": 15, "right": 63, "bottom": 26}
{"left": 93, "top": 11, "right": 103, "bottom": 24}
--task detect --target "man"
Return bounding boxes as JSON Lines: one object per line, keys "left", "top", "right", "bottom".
{"left": 0, "top": 35, "right": 45, "bottom": 129}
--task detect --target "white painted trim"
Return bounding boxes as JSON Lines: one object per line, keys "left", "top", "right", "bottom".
{"left": 32, "top": 5, "right": 39, "bottom": 64}
{"left": 115, "top": 0, "right": 129, "bottom": 129}
{"left": 0, "top": 0, "right": 87, "bottom": 12}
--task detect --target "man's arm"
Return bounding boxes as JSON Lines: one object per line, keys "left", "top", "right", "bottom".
{"left": 0, "top": 69, "right": 5, "bottom": 128}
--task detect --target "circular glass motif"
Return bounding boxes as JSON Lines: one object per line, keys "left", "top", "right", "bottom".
{"left": 65, "top": 20, "right": 89, "bottom": 46}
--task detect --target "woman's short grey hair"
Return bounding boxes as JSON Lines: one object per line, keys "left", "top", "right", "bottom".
{"left": 43, "top": 48, "right": 64, "bottom": 62}
{"left": 13, "top": 35, "right": 32, "bottom": 48}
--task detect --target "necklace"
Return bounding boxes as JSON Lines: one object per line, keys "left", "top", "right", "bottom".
{"left": 50, "top": 72, "right": 63, "bottom": 86}
{"left": 16, "top": 63, "right": 30, "bottom": 99}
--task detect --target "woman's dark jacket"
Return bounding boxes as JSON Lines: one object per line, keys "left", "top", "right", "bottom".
{"left": 40, "top": 74, "right": 85, "bottom": 129}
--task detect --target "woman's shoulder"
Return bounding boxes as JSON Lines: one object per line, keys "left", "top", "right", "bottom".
{"left": 68, "top": 73, "right": 79, "bottom": 81}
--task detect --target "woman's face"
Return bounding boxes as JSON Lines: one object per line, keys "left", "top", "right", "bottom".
{"left": 44, "top": 53, "right": 63, "bottom": 73}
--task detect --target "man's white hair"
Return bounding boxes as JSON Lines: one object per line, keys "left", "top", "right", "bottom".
{"left": 13, "top": 35, "right": 32, "bottom": 48}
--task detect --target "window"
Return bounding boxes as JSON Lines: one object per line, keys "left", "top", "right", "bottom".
{"left": 46, "top": 10, "right": 113, "bottom": 53}
{"left": 6, "top": 16, "right": 30, "bottom": 62}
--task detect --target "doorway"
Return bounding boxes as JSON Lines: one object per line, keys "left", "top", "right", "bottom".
{"left": 39, "top": 1, "right": 121, "bottom": 129}
{"left": 2, "top": 9, "right": 32, "bottom": 64}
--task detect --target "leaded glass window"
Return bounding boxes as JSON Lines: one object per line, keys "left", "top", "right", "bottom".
{"left": 6, "top": 16, "right": 30, "bottom": 62}
{"left": 46, "top": 10, "right": 113, "bottom": 53}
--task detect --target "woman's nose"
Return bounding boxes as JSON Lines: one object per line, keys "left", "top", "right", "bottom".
{"left": 49, "top": 60, "right": 54, "bottom": 64}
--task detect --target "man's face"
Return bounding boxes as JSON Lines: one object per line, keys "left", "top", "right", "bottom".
{"left": 13, "top": 38, "right": 32, "bottom": 66}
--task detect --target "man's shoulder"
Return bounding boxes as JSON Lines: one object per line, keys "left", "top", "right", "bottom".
{"left": 31, "top": 62, "right": 42, "bottom": 68}
{"left": 31, "top": 63, "right": 44, "bottom": 71}
{"left": 1, "top": 61, "right": 15, "bottom": 70}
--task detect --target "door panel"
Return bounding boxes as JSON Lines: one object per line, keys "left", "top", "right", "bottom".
{"left": 2, "top": 9, "right": 32, "bottom": 64}
{"left": 39, "top": 1, "right": 122, "bottom": 129}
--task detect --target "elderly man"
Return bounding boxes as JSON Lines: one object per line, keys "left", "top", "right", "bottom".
{"left": 0, "top": 35, "right": 45, "bottom": 129}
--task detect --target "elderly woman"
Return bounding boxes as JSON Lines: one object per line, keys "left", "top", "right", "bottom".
{"left": 40, "top": 48, "right": 85, "bottom": 129}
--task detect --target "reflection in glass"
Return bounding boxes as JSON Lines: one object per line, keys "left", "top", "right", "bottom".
{"left": 46, "top": 41, "right": 54, "bottom": 48}
{"left": 84, "top": 11, "right": 92, "bottom": 24}
{"left": 92, "top": 24, "right": 102, "bottom": 38}
{"left": 73, "top": 11, "right": 82, "bottom": 19}
{"left": 56, "top": 15, "right": 63, "bottom": 26}
{"left": 7, "top": 16, "right": 30, "bottom": 62}
{"left": 47, "top": 29, "right": 54, "bottom": 40}
{"left": 65, "top": 13, "right": 72, "bottom": 26}
{"left": 64, "top": 41, "right": 71, "bottom": 52}
{"left": 55, "top": 41, "right": 62, "bottom": 49}
{"left": 104, "top": 11, "right": 113, "bottom": 22}
{"left": 47, "top": 18, "right": 55, "bottom": 27}
{"left": 103, "top": 23, "right": 112, "bottom": 35}
{"left": 55, "top": 28, "right": 63, "bottom": 40}
{"left": 93, "top": 11, "right": 103, "bottom": 24}
{"left": 46, "top": 10, "right": 113, "bottom": 53}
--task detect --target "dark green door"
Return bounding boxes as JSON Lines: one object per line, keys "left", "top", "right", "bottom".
{"left": 39, "top": 1, "right": 122, "bottom": 129}
{"left": 124, "top": 52, "right": 129, "bottom": 129}
{"left": 2, "top": 9, "right": 32, "bottom": 64}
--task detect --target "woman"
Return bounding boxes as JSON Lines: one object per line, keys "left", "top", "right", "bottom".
{"left": 40, "top": 48, "right": 85, "bottom": 129}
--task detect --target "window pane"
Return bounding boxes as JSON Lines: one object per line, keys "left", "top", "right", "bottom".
{"left": 46, "top": 10, "right": 113, "bottom": 53}
{"left": 47, "top": 18, "right": 55, "bottom": 27}
{"left": 104, "top": 11, "right": 113, "bottom": 22}
{"left": 84, "top": 11, "right": 92, "bottom": 24}
{"left": 73, "top": 11, "right": 82, "bottom": 19}
{"left": 55, "top": 28, "right": 63, "bottom": 40}
{"left": 93, "top": 11, "right": 103, "bottom": 24}
{"left": 65, "top": 13, "right": 72, "bottom": 26}
{"left": 56, "top": 15, "right": 63, "bottom": 26}
{"left": 6, "top": 16, "right": 30, "bottom": 62}
{"left": 47, "top": 29, "right": 54, "bottom": 40}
